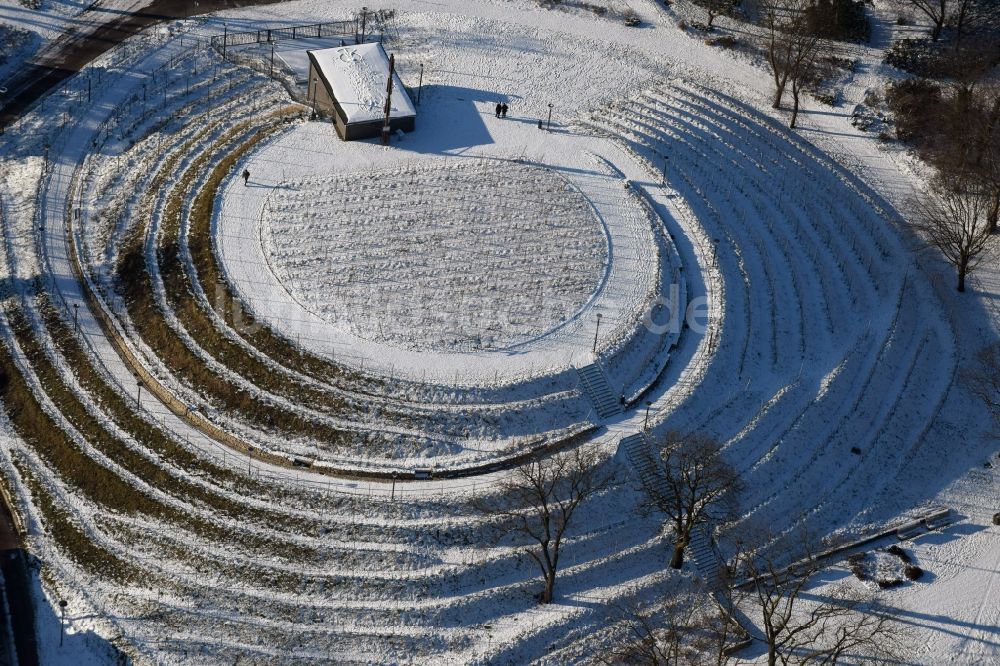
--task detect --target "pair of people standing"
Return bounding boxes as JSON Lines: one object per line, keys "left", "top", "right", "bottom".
{"left": 494, "top": 102, "right": 509, "bottom": 118}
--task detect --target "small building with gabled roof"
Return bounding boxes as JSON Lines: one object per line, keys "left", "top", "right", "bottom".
{"left": 306, "top": 42, "right": 416, "bottom": 141}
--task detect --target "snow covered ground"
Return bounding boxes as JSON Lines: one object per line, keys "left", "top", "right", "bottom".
{"left": 260, "top": 159, "right": 608, "bottom": 352}
{"left": 0, "top": 0, "right": 997, "bottom": 663}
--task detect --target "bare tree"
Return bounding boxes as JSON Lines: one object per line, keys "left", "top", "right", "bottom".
{"left": 895, "top": 0, "right": 949, "bottom": 40}
{"left": 969, "top": 88, "right": 1000, "bottom": 232}
{"left": 601, "top": 587, "right": 700, "bottom": 665}
{"left": 913, "top": 176, "right": 994, "bottom": 292}
{"left": 966, "top": 342, "right": 1000, "bottom": 430}
{"left": 638, "top": 432, "right": 741, "bottom": 569}
{"left": 758, "top": 0, "right": 824, "bottom": 116}
{"left": 935, "top": 85, "right": 1000, "bottom": 231}
{"left": 952, "top": 0, "right": 976, "bottom": 46}
{"left": 703, "top": 0, "right": 732, "bottom": 28}
{"left": 600, "top": 580, "right": 745, "bottom": 665}
{"left": 902, "top": 79, "right": 1000, "bottom": 231}
{"left": 741, "top": 541, "right": 908, "bottom": 665}
{"left": 482, "top": 446, "right": 615, "bottom": 604}
{"left": 789, "top": 49, "right": 821, "bottom": 128}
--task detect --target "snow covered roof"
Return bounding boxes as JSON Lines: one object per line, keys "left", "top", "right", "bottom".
{"left": 307, "top": 43, "right": 416, "bottom": 125}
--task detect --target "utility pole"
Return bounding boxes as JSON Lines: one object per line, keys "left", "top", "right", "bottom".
{"left": 592, "top": 313, "right": 602, "bottom": 353}
{"left": 381, "top": 53, "right": 395, "bottom": 146}
{"left": 270, "top": 39, "right": 277, "bottom": 78}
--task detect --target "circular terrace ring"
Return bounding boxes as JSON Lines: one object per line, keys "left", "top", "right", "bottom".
{"left": 214, "top": 127, "right": 680, "bottom": 388}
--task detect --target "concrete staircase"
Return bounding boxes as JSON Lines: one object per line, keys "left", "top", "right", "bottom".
{"left": 620, "top": 433, "right": 667, "bottom": 495}
{"left": 576, "top": 362, "right": 622, "bottom": 419}
{"left": 621, "top": 433, "right": 727, "bottom": 591}
{"left": 688, "top": 527, "right": 726, "bottom": 591}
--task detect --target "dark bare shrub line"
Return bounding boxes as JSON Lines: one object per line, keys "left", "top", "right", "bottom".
{"left": 10, "top": 458, "right": 137, "bottom": 584}
{"left": 156, "top": 111, "right": 358, "bottom": 421}
{"left": 113, "top": 112, "right": 354, "bottom": 451}
{"left": 3, "top": 299, "right": 317, "bottom": 561}
{"left": 35, "top": 289, "right": 334, "bottom": 536}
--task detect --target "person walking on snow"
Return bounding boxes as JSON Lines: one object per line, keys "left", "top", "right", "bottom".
{"left": 501, "top": 103, "right": 508, "bottom": 118}
{"left": 243, "top": 169, "right": 250, "bottom": 186}
{"left": 495, "top": 102, "right": 502, "bottom": 118}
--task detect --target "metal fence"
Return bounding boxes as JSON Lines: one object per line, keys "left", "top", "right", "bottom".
{"left": 210, "top": 20, "right": 356, "bottom": 51}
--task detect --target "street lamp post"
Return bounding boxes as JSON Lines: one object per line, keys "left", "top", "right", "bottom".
{"left": 58, "top": 599, "right": 67, "bottom": 647}
{"left": 592, "top": 313, "right": 602, "bottom": 353}
{"left": 391, "top": 472, "right": 397, "bottom": 501}
{"left": 73, "top": 303, "right": 79, "bottom": 332}
{"left": 135, "top": 376, "right": 142, "bottom": 406}
{"left": 270, "top": 40, "right": 276, "bottom": 78}
{"left": 546, "top": 103, "right": 553, "bottom": 131}
{"left": 417, "top": 63, "right": 424, "bottom": 105}
{"left": 644, "top": 401, "right": 652, "bottom": 431}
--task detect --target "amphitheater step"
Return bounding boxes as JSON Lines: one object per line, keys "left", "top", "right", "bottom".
{"left": 621, "top": 433, "right": 727, "bottom": 591}
{"left": 621, "top": 433, "right": 670, "bottom": 499}
{"left": 687, "top": 527, "right": 727, "bottom": 591}
{"left": 576, "top": 363, "right": 622, "bottom": 419}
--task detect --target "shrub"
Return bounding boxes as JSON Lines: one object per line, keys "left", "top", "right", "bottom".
{"left": 877, "top": 577, "right": 904, "bottom": 589}
{"left": 623, "top": 9, "right": 641, "bottom": 26}
{"left": 884, "top": 38, "right": 940, "bottom": 76}
{"left": 993, "top": 512, "right": 1000, "bottom": 526}
{"left": 815, "top": 91, "right": 838, "bottom": 106}
{"left": 904, "top": 565, "right": 924, "bottom": 580}
{"left": 825, "top": 56, "right": 856, "bottom": 71}
{"left": 887, "top": 544, "right": 912, "bottom": 563}
{"left": 804, "top": 0, "right": 870, "bottom": 42}
{"left": 847, "top": 552, "right": 866, "bottom": 579}
{"left": 885, "top": 78, "right": 942, "bottom": 142}
{"left": 705, "top": 35, "right": 738, "bottom": 48}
